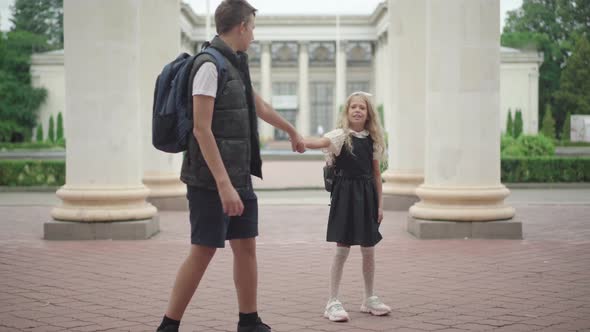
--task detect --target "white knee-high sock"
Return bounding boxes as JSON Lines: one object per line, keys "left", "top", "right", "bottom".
{"left": 361, "top": 246, "right": 375, "bottom": 299}
{"left": 329, "top": 246, "right": 350, "bottom": 301}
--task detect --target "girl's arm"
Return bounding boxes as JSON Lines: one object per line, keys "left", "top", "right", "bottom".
{"left": 373, "top": 159, "right": 383, "bottom": 223}
{"left": 302, "top": 137, "right": 331, "bottom": 150}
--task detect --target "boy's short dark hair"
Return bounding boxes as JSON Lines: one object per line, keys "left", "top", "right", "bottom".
{"left": 215, "top": 0, "right": 258, "bottom": 35}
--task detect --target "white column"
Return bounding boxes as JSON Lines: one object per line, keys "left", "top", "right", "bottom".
{"left": 205, "top": 0, "right": 212, "bottom": 41}
{"left": 382, "top": 33, "right": 391, "bottom": 133}
{"left": 528, "top": 67, "right": 540, "bottom": 134}
{"left": 260, "top": 41, "right": 274, "bottom": 140}
{"left": 335, "top": 40, "right": 347, "bottom": 126}
{"left": 373, "top": 38, "right": 383, "bottom": 108}
{"left": 51, "top": 0, "right": 156, "bottom": 223}
{"left": 298, "top": 41, "right": 310, "bottom": 136}
{"left": 409, "top": 0, "right": 514, "bottom": 222}
{"left": 382, "top": 0, "right": 426, "bottom": 208}
{"left": 139, "top": 0, "right": 185, "bottom": 209}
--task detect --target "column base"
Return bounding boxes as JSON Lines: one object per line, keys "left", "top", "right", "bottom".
{"left": 407, "top": 216, "right": 522, "bottom": 239}
{"left": 410, "top": 185, "right": 516, "bottom": 221}
{"left": 383, "top": 193, "right": 420, "bottom": 211}
{"left": 147, "top": 196, "right": 188, "bottom": 211}
{"left": 382, "top": 170, "right": 423, "bottom": 195}
{"left": 44, "top": 215, "right": 159, "bottom": 240}
{"left": 51, "top": 185, "right": 157, "bottom": 222}
{"left": 382, "top": 170, "right": 423, "bottom": 211}
{"left": 143, "top": 172, "right": 187, "bottom": 211}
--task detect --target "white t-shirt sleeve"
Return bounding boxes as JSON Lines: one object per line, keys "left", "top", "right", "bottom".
{"left": 192, "top": 62, "right": 218, "bottom": 97}
{"left": 323, "top": 129, "right": 347, "bottom": 156}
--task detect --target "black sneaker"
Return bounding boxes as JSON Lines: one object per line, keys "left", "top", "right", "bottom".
{"left": 157, "top": 325, "right": 179, "bottom": 332}
{"left": 237, "top": 317, "right": 271, "bottom": 332}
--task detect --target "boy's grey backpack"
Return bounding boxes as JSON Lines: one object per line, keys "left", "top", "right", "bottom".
{"left": 152, "top": 43, "right": 228, "bottom": 153}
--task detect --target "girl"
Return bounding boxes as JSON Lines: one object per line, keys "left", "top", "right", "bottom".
{"left": 303, "top": 91, "right": 391, "bottom": 322}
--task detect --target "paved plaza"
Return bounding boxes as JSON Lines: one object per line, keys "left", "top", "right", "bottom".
{"left": 0, "top": 189, "right": 589, "bottom": 332}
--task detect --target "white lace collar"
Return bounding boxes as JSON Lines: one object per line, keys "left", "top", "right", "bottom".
{"left": 349, "top": 129, "right": 369, "bottom": 138}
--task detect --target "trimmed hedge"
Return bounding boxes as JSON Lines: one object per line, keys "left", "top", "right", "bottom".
{"left": 501, "top": 157, "right": 590, "bottom": 183}
{"left": 1, "top": 157, "right": 589, "bottom": 186}
{"left": 0, "top": 160, "right": 65, "bottom": 186}
{"left": 556, "top": 140, "right": 590, "bottom": 147}
{"left": 0, "top": 141, "right": 65, "bottom": 150}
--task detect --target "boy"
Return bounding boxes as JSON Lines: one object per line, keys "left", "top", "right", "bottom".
{"left": 157, "top": 1, "right": 305, "bottom": 331}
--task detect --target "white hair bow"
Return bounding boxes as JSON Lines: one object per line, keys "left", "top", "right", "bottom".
{"left": 348, "top": 91, "right": 373, "bottom": 98}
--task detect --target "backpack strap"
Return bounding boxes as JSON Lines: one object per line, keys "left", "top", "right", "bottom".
{"left": 200, "top": 45, "right": 229, "bottom": 97}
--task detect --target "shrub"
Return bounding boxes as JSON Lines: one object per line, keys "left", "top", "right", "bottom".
{"left": 0, "top": 160, "right": 65, "bottom": 186}
{"left": 506, "top": 109, "right": 514, "bottom": 137}
{"left": 48, "top": 115, "right": 55, "bottom": 142}
{"left": 501, "top": 135, "right": 516, "bottom": 151}
{"left": 516, "top": 135, "right": 555, "bottom": 157}
{"left": 56, "top": 112, "right": 64, "bottom": 141}
{"left": 541, "top": 104, "right": 556, "bottom": 139}
{"left": 514, "top": 109, "right": 523, "bottom": 138}
{"left": 561, "top": 112, "right": 571, "bottom": 141}
{"left": 502, "top": 144, "right": 527, "bottom": 157}
{"left": 35, "top": 124, "right": 44, "bottom": 142}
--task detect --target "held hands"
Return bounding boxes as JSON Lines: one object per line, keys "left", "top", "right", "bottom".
{"left": 218, "top": 181, "right": 244, "bottom": 216}
{"left": 289, "top": 132, "right": 306, "bottom": 153}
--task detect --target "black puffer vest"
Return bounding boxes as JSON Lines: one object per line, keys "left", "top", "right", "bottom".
{"left": 180, "top": 36, "right": 262, "bottom": 190}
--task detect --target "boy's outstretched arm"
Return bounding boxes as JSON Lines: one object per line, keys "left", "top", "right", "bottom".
{"left": 253, "top": 92, "right": 305, "bottom": 153}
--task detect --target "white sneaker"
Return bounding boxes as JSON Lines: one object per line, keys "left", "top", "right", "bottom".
{"left": 360, "top": 296, "right": 391, "bottom": 316}
{"left": 324, "top": 299, "right": 350, "bottom": 322}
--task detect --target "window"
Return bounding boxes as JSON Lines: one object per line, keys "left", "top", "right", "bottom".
{"left": 272, "top": 82, "right": 297, "bottom": 96}
{"left": 272, "top": 82, "right": 298, "bottom": 140}
{"left": 247, "top": 42, "right": 261, "bottom": 66}
{"left": 346, "top": 41, "right": 372, "bottom": 66}
{"left": 347, "top": 81, "right": 371, "bottom": 96}
{"left": 271, "top": 42, "right": 298, "bottom": 67}
{"left": 310, "top": 82, "right": 334, "bottom": 136}
{"left": 309, "top": 42, "right": 336, "bottom": 67}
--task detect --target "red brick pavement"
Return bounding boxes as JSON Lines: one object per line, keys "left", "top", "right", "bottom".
{"left": 0, "top": 203, "right": 589, "bottom": 332}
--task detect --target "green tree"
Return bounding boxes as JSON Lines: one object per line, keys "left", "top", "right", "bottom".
{"left": 557, "top": 0, "right": 590, "bottom": 39}
{"left": 0, "top": 71, "right": 47, "bottom": 142}
{"left": 506, "top": 109, "right": 514, "bottom": 137}
{"left": 501, "top": 0, "right": 590, "bottom": 132}
{"left": 562, "top": 112, "right": 571, "bottom": 141}
{"left": 502, "top": 1, "right": 567, "bottom": 123}
{"left": 541, "top": 104, "right": 556, "bottom": 139}
{"left": 56, "top": 112, "right": 64, "bottom": 141}
{"left": 553, "top": 36, "right": 590, "bottom": 123}
{"left": 0, "top": 31, "right": 47, "bottom": 142}
{"left": 10, "top": 0, "right": 63, "bottom": 49}
{"left": 514, "top": 110, "right": 524, "bottom": 138}
{"left": 36, "top": 124, "right": 44, "bottom": 142}
{"left": 0, "top": 30, "right": 49, "bottom": 82}
{"left": 48, "top": 115, "right": 55, "bottom": 142}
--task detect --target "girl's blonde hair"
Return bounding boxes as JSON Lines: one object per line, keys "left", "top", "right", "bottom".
{"left": 337, "top": 92, "right": 386, "bottom": 160}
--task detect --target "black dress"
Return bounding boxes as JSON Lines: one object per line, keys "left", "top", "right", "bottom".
{"left": 327, "top": 135, "right": 382, "bottom": 247}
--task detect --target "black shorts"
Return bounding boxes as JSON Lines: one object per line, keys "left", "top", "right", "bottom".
{"left": 187, "top": 185, "right": 258, "bottom": 248}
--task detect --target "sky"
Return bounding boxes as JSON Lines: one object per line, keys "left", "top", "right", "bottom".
{"left": 186, "top": 0, "right": 524, "bottom": 30}
{"left": 0, "top": 0, "right": 523, "bottom": 32}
